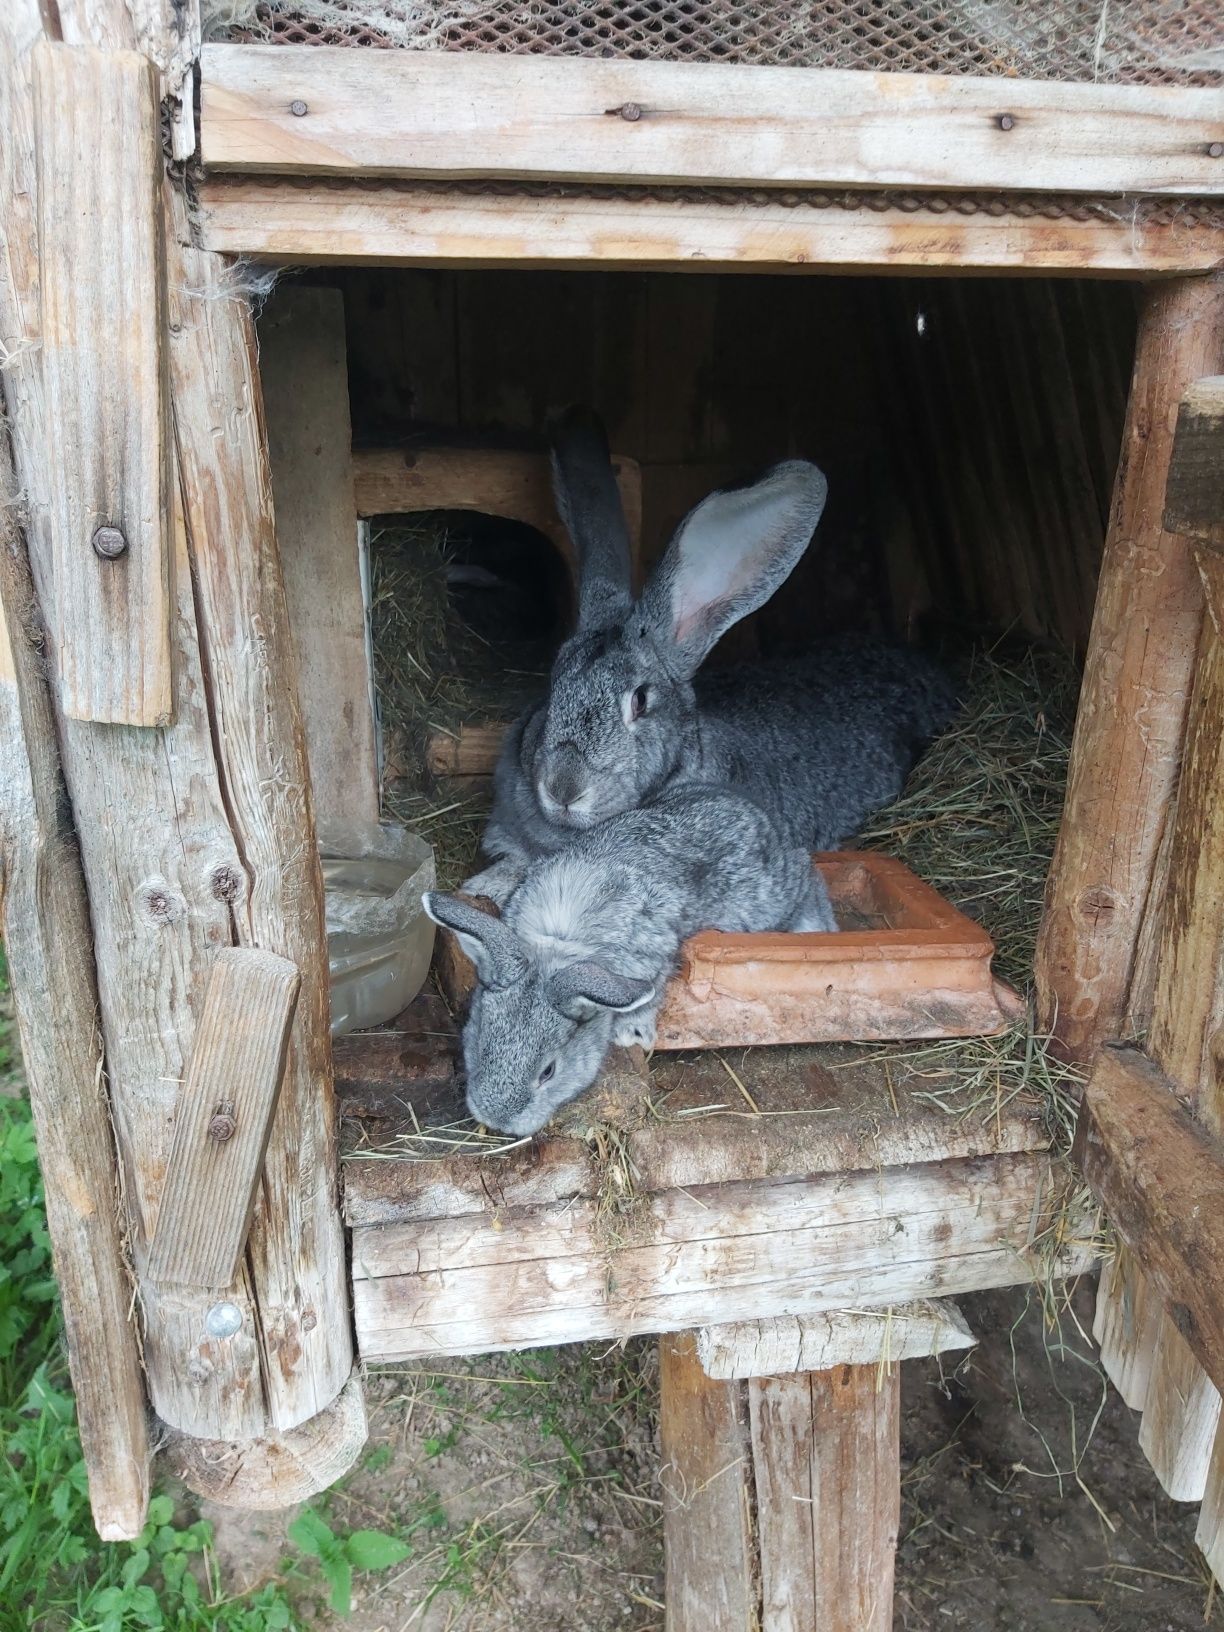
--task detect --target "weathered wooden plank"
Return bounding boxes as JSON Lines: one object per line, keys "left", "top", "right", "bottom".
{"left": 751, "top": 1365, "right": 899, "bottom": 1632}
{"left": 1077, "top": 1047, "right": 1224, "bottom": 1401}
{"left": 55, "top": 0, "right": 201, "bottom": 160}
{"left": 425, "top": 722, "right": 507, "bottom": 782}
{"left": 1137, "top": 1324, "right": 1221, "bottom": 1502}
{"left": 32, "top": 42, "right": 172, "bottom": 725}
{"left": 199, "top": 176, "right": 1224, "bottom": 279}
{"left": 201, "top": 47, "right": 1224, "bottom": 198}
{"left": 166, "top": 193, "right": 355, "bottom": 1433}
{"left": 1093, "top": 1251, "right": 1160, "bottom": 1411}
{"left": 1164, "top": 376, "right": 1224, "bottom": 551}
{"left": 259, "top": 284, "right": 380, "bottom": 832}
{"left": 352, "top": 1151, "right": 1091, "bottom": 1361}
{"left": 659, "top": 1332, "right": 756, "bottom": 1632}
{"left": 1036, "top": 275, "right": 1224, "bottom": 1063}
{"left": 697, "top": 1302, "right": 975, "bottom": 1381}
{"left": 0, "top": 419, "right": 150, "bottom": 1541}
{"left": 148, "top": 950, "right": 301, "bottom": 1290}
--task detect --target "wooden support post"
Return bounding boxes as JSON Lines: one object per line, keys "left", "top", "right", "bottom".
{"left": 31, "top": 42, "right": 173, "bottom": 726}
{"left": 1035, "top": 275, "right": 1224, "bottom": 1063}
{"left": 260, "top": 285, "right": 380, "bottom": 831}
{"left": 660, "top": 1332, "right": 900, "bottom": 1631}
{"left": 0, "top": 419, "right": 151, "bottom": 1541}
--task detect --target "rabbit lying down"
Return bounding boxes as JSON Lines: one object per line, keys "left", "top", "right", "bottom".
{"left": 464, "top": 409, "right": 957, "bottom": 906}
{"left": 425, "top": 785, "right": 836, "bottom": 1136}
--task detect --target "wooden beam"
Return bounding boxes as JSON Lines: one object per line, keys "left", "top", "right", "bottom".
{"left": 1164, "top": 376, "right": 1224, "bottom": 550}
{"left": 0, "top": 418, "right": 150, "bottom": 1542}
{"left": 351, "top": 1151, "right": 1090, "bottom": 1361}
{"left": 1076, "top": 1047, "right": 1224, "bottom": 1400}
{"left": 32, "top": 43, "right": 172, "bottom": 725}
{"left": 198, "top": 177, "right": 1224, "bottom": 279}
{"left": 148, "top": 950, "right": 301, "bottom": 1290}
{"left": 696, "top": 1302, "right": 975, "bottom": 1380}
{"left": 1035, "top": 275, "right": 1224, "bottom": 1063}
{"left": 201, "top": 46, "right": 1224, "bottom": 198}
{"left": 260, "top": 285, "right": 380, "bottom": 831}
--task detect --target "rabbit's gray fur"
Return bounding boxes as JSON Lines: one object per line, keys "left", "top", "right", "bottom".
{"left": 426, "top": 785, "right": 835, "bottom": 1135}
{"left": 464, "top": 409, "right": 956, "bottom": 904}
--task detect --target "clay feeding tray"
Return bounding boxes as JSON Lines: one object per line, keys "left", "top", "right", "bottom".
{"left": 655, "top": 851, "right": 1022, "bottom": 1048}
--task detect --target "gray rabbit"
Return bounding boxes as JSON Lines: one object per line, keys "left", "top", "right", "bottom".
{"left": 464, "top": 408, "right": 956, "bottom": 904}
{"left": 426, "top": 784, "right": 836, "bottom": 1135}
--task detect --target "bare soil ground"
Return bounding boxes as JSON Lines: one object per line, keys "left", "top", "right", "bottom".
{"left": 203, "top": 1276, "right": 1220, "bottom": 1631}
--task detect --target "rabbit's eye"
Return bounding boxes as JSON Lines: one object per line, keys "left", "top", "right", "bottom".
{"left": 630, "top": 686, "right": 650, "bottom": 721}
{"left": 538, "top": 1060, "right": 556, "bottom": 1085}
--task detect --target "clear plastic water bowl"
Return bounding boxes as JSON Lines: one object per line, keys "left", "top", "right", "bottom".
{"left": 320, "top": 821, "right": 436, "bottom": 1037}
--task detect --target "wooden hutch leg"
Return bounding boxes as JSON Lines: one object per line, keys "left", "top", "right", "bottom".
{"left": 2, "top": 1, "right": 361, "bottom": 1512}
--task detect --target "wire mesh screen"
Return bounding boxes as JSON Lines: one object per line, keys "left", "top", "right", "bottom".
{"left": 211, "top": 1, "right": 1222, "bottom": 85}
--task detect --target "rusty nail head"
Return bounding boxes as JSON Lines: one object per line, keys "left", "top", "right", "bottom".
{"left": 620, "top": 102, "right": 642, "bottom": 122}
{"left": 208, "top": 1111, "right": 237, "bottom": 1142}
{"left": 290, "top": 99, "right": 308, "bottom": 117}
{"left": 1209, "top": 141, "right": 1224, "bottom": 159}
{"left": 92, "top": 525, "right": 128, "bottom": 560}
{"left": 996, "top": 113, "right": 1015, "bottom": 131}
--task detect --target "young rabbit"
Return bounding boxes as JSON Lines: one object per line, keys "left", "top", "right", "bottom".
{"left": 426, "top": 785, "right": 836, "bottom": 1135}
{"left": 464, "top": 408, "right": 956, "bottom": 904}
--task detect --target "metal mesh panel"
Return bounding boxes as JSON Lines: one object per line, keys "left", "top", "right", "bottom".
{"left": 218, "top": 1, "right": 1222, "bottom": 86}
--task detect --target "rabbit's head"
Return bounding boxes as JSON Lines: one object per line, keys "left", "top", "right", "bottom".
{"left": 533, "top": 408, "right": 828, "bottom": 830}
{"left": 423, "top": 892, "right": 655, "bottom": 1135}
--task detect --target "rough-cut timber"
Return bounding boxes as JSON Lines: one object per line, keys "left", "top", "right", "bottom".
{"left": 1094, "top": 1252, "right": 1158, "bottom": 1411}
{"left": 696, "top": 1302, "right": 975, "bottom": 1380}
{"left": 1164, "top": 376, "right": 1224, "bottom": 550}
{"left": 1036, "top": 275, "right": 1224, "bottom": 1062}
{"left": 1077, "top": 1047, "right": 1224, "bottom": 1401}
{"left": 201, "top": 47, "right": 1224, "bottom": 197}
{"left": 199, "top": 176, "right": 1224, "bottom": 280}
{"left": 148, "top": 950, "right": 301, "bottom": 1290}
{"left": 32, "top": 42, "right": 172, "bottom": 725}
{"left": 0, "top": 422, "right": 150, "bottom": 1541}
{"left": 55, "top": 0, "right": 201, "bottom": 160}
{"left": 752, "top": 1365, "right": 899, "bottom": 1632}
{"left": 260, "top": 285, "right": 380, "bottom": 832}
{"left": 352, "top": 1151, "right": 1089, "bottom": 1361}
{"left": 659, "top": 1332, "right": 756, "bottom": 1632}
{"left": 167, "top": 193, "right": 354, "bottom": 1433}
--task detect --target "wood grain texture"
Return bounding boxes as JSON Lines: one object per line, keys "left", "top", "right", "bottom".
{"left": 199, "top": 176, "right": 1224, "bottom": 279}
{"left": 54, "top": 0, "right": 201, "bottom": 159}
{"left": 148, "top": 949, "right": 301, "bottom": 1289}
{"left": 1035, "top": 275, "right": 1224, "bottom": 1063}
{"left": 32, "top": 42, "right": 172, "bottom": 725}
{"left": 1093, "top": 1251, "right": 1159, "bottom": 1411}
{"left": 2, "top": 3, "right": 269, "bottom": 1444}
{"left": 751, "top": 1365, "right": 899, "bottom": 1632}
{"left": 166, "top": 192, "right": 355, "bottom": 1433}
{"left": 259, "top": 285, "right": 380, "bottom": 832}
{"left": 658, "top": 1331, "right": 756, "bottom": 1632}
{"left": 351, "top": 1152, "right": 1091, "bottom": 1362}
{"left": 1164, "top": 376, "right": 1224, "bottom": 550}
{"left": 201, "top": 47, "right": 1224, "bottom": 197}
{"left": 1137, "top": 1322, "right": 1221, "bottom": 1502}
{"left": 0, "top": 419, "right": 150, "bottom": 1541}
{"left": 424, "top": 722, "right": 506, "bottom": 782}
{"left": 697, "top": 1302, "right": 975, "bottom": 1381}
{"left": 1077, "top": 1047, "right": 1224, "bottom": 1401}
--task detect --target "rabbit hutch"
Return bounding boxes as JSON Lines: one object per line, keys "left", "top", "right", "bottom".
{"left": 2, "top": 0, "right": 1224, "bottom": 1624}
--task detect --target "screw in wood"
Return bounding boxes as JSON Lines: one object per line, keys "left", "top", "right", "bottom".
{"left": 996, "top": 113, "right": 1016, "bottom": 131}
{"left": 289, "top": 99, "right": 308, "bottom": 117}
{"left": 619, "top": 102, "right": 643, "bottom": 122}
{"left": 92, "top": 525, "right": 128, "bottom": 559}
{"left": 1209, "top": 142, "right": 1224, "bottom": 159}
{"left": 205, "top": 1301, "right": 243, "bottom": 1339}
{"left": 208, "top": 1110, "right": 237, "bottom": 1142}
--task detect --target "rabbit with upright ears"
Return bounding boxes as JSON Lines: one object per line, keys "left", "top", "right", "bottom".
{"left": 427, "top": 784, "right": 836, "bottom": 1136}
{"left": 464, "top": 408, "right": 956, "bottom": 905}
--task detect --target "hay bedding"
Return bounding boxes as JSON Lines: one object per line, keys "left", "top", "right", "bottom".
{"left": 370, "top": 516, "right": 1084, "bottom": 1149}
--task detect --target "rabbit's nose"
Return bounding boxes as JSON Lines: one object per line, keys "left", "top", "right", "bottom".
{"left": 543, "top": 768, "right": 588, "bottom": 810}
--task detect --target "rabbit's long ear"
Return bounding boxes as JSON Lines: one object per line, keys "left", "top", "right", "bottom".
{"left": 423, "top": 892, "right": 527, "bottom": 990}
{"left": 548, "top": 961, "right": 655, "bottom": 1021}
{"left": 548, "top": 405, "right": 633, "bottom": 630}
{"left": 640, "top": 460, "right": 828, "bottom": 675}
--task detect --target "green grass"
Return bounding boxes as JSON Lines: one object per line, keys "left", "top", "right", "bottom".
{"left": 0, "top": 957, "right": 413, "bottom": 1630}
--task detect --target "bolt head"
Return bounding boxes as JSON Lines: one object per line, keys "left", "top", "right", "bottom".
{"left": 1209, "top": 141, "right": 1224, "bottom": 159}
{"left": 290, "top": 99, "right": 308, "bottom": 117}
{"left": 205, "top": 1301, "right": 243, "bottom": 1339}
{"left": 208, "top": 1112, "right": 237, "bottom": 1142}
{"left": 996, "top": 113, "right": 1016, "bottom": 131}
{"left": 92, "top": 526, "right": 128, "bottom": 560}
{"left": 620, "top": 102, "right": 642, "bottom": 122}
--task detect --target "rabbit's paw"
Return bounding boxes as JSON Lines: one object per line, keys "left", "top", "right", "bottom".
{"left": 461, "top": 857, "right": 525, "bottom": 907}
{"left": 613, "top": 1010, "right": 657, "bottom": 1051}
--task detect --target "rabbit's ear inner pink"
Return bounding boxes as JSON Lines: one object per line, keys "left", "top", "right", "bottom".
{"left": 640, "top": 460, "right": 828, "bottom": 675}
